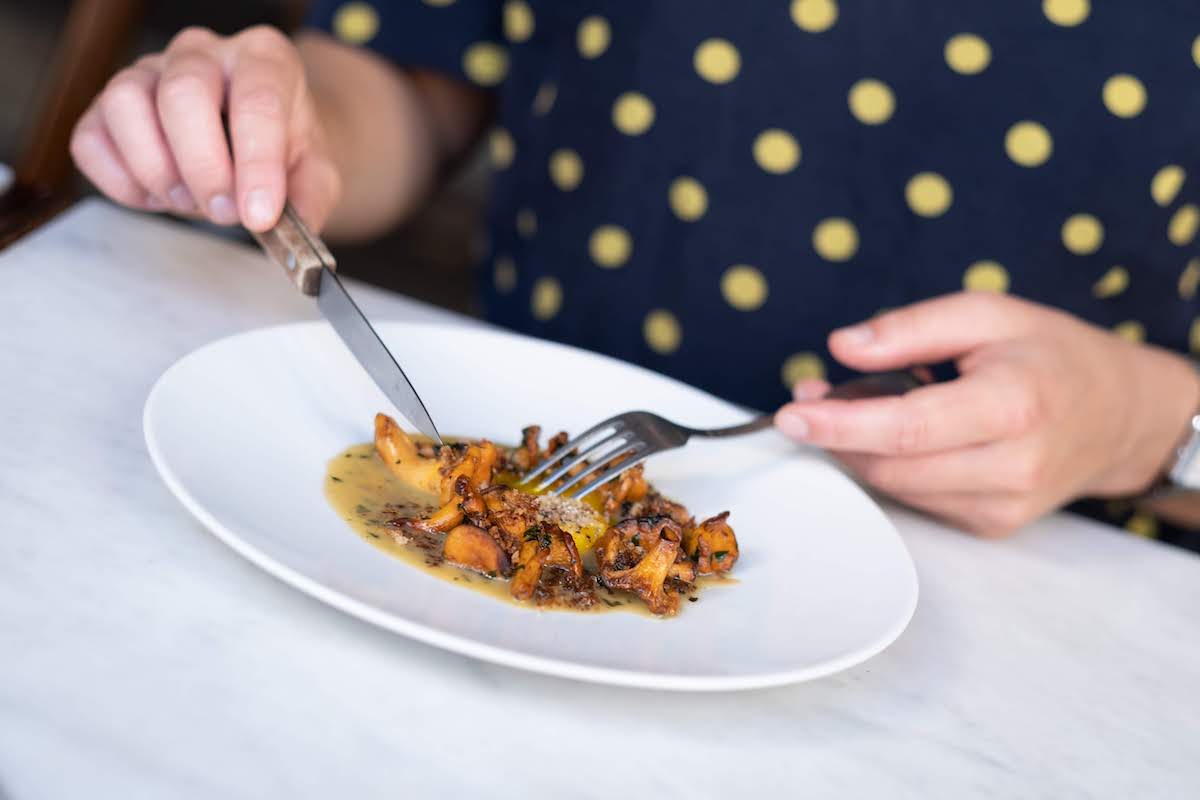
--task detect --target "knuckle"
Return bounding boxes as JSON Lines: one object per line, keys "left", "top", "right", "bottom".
{"left": 239, "top": 25, "right": 292, "bottom": 57}
{"left": 892, "top": 411, "right": 929, "bottom": 455}
{"left": 235, "top": 85, "right": 287, "bottom": 122}
{"left": 168, "top": 26, "right": 218, "bottom": 53}
{"left": 100, "top": 73, "right": 147, "bottom": 113}
{"left": 156, "top": 71, "right": 211, "bottom": 110}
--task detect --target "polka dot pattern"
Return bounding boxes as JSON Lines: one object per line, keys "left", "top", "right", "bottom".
{"left": 753, "top": 129, "right": 801, "bottom": 174}
{"left": 905, "top": 172, "right": 953, "bottom": 218}
{"left": 963, "top": 261, "right": 1010, "bottom": 293}
{"left": 1061, "top": 214, "right": 1104, "bottom": 255}
{"left": 643, "top": 310, "right": 682, "bottom": 354}
{"left": 1126, "top": 513, "right": 1159, "bottom": 538}
{"left": 503, "top": 1, "right": 534, "bottom": 43}
{"left": 489, "top": 128, "right": 515, "bottom": 170}
{"left": 612, "top": 92, "right": 655, "bottom": 135}
{"left": 1102, "top": 74, "right": 1147, "bottom": 118}
{"left": 1180, "top": 259, "right": 1200, "bottom": 301}
{"left": 333, "top": 2, "right": 380, "bottom": 44}
{"left": 1168, "top": 204, "right": 1200, "bottom": 247}
{"left": 781, "top": 352, "right": 826, "bottom": 388}
{"left": 516, "top": 208, "right": 537, "bottom": 238}
{"left": 577, "top": 16, "right": 611, "bottom": 59}
{"left": 1092, "top": 266, "right": 1129, "bottom": 298}
{"left": 1043, "top": 0, "right": 1089, "bottom": 27}
{"left": 549, "top": 149, "right": 584, "bottom": 191}
{"left": 1151, "top": 165, "right": 1186, "bottom": 207}
{"left": 944, "top": 34, "right": 991, "bottom": 75}
{"left": 791, "top": 0, "right": 838, "bottom": 33}
{"left": 668, "top": 177, "right": 708, "bottom": 221}
{"left": 530, "top": 277, "right": 561, "bottom": 320}
{"left": 589, "top": 225, "right": 632, "bottom": 268}
{"left": 494, "top": 256, "right": 517, "bottom": 293}
{"left": 463, "top": 42, "right": 508, "bottom": 86}
{"left": 848, "top": 79, "right": 895, "bottom": 125}
{"left": 694, "top": 39, "right": 741, "bottom": 84}
{"left": 1191, "top": 318, "right": 1200, "bottom": 354}
{"left": 1005, "top": 121, "right": 1053, "bottom": 167}
{"left": 720, "top": 265, "right": 769, "bottom": 311}
{"left": 532, "top": 82, "right": 557, "bottom": 115}
{"left": 813, "top": 218, "right": 858, "bottom": 262}
{"left": 1113, "top": 320, "right": 1145, "bottom": 343}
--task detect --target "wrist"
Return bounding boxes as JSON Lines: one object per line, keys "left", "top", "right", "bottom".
{"left": 1130, "top": 346, "right": 1200, "bottom": 488}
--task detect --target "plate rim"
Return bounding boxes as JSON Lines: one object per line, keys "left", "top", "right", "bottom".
{"left": 144, "top": 320, "right": 919, "bottom": 692}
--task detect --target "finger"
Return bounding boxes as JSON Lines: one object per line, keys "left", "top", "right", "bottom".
{"left": 157, "top": 41, "right": 236, "bottom": 224}
{"left": 827, "top": 292, "right": 1037, "bottom": 372}
{"left": 286, "top": 149, "right": 341, "bottom": 233}
{"left": 835, "top": 438, "right": 1045, "bottom": 495}
{"left": 888, "top": 490, "right": 1044, "bottom": 538}
{"left": 226, "top": 27, "right": 300, "bottom": 230}
{"left": 791, "top": 379, "right": 830, "bottom": 402}
{"left": 775, "top": 363, "right": 1041, "bottom": 455}
{"left": 70, "top": 105, "right": 154, "bottom": 208}
{"left": 98, "top": 59, "right": 182, "bottom": 208}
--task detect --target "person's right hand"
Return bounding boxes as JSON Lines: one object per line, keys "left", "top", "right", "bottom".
{"left": 70, "top": 25, "right": 341, "bottom": 232}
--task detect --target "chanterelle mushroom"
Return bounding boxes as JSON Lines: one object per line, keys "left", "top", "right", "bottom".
{"left": 594, "top": 517, "right": 696, "bottom": 615}
{"left": 683, "top": 511, "right": 739, "bottom": 574}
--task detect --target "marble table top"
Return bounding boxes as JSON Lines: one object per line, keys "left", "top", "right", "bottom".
{"left": 2, "top": 200, "right": 1198, "bottom": 799}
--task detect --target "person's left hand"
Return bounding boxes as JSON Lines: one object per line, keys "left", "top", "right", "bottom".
{"left": 774, "top": 292, "right": 1200, "bottom": 536}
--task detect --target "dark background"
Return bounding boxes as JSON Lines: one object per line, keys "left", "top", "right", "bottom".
{"left": 0, "top": 0, "right": 488, "bottom": 314}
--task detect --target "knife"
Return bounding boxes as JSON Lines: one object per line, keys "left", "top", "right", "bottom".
{"left": 249, "top": 202, "right": 444, "bottom": 445}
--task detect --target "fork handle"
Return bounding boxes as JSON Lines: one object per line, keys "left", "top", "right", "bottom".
{"left": 689, "top": 370, "right": 925, "bottom": 438}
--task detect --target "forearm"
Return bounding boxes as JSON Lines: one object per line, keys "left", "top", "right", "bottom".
{"left": 296, "top": 32, "right": 488, "bottom": 241}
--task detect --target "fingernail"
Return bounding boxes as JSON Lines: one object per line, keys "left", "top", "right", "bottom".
{"left": 833, "top": 324, "right": 874, "bottom": 347}
{"left": 776, "top": 409, "right": 810, "bottom": 440}
{"left": 245, "top": 189, "right": 274, "bottom": 229}
{"left": 208, "top": 193, "right": 238, "bottom": 225}
{"left": 145, "top": 194, "right": 167, "bottom": 211}
{"left": 167, "top": 184, "right": 195, "bottom": 212}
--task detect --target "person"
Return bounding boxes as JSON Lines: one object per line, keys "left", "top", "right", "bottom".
{"left": 70, "top": 0, "right": 1200, "bottom": 549}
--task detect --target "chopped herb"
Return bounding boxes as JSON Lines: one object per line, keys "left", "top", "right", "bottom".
{"left": 486, "top": 571, "right": 497, "bottom": 579}
{"left": 330, "top": 476, "right": 343, "bottom": 483}
{"left": 367, "top": 532, "right": 380, "bottom": 539}
{"left": 601, "top": 598, "right": 623, "bottom": 608}
{"left": 344, "top": 454, "right": 352, "bottom": 459}
{"left": 714, "top": 551, "right": 729, "bottom": 560}
{"left": 354, "top": 504, "right": 370, "bottom": 515}
{"left": 688, "top": 596, "right": 698, "bottom": 602}
{"left": 631, "top": 534, "right": 641, "bottom": 547}
{"left": 395, "top": 459, "right": 402, "bottom": 465}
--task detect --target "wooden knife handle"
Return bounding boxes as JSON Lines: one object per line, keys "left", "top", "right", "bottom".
{"left": 249, "top": 202, "right": 336, "bottom": 297}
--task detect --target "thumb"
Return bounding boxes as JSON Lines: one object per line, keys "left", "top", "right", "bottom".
{"left": 828, "top": 292, "right": 1033, "bottom": 371}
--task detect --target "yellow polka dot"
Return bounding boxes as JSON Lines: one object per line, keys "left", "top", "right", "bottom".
{"left": 1168, "top": 204, "right": 1200, "bottom": 246}
{"left": 1125, "top": 513, "right": 1158, "bottom": 538}
{"left": 668, "top": 176, "right": 708, "bottom": 221}
{"left": 848, "top": 79, "right": 895, "bottom": 125}
{"left": 790, "top": 0, "right": 838, "bottom": 33}
{"left": 905, "top": 172, "right": 953, "bottom": 218}
{"left": 516, "top": 208, "right": 537, "bottom": 238}
{"left": 493, "top": 256, "right": 517, "bottom": 293}
{"left": 462, "top": 42, "right": 509, "bottom": 86}
{"left": 531, "top": 276, "right": 562, "bottom": 320}
{"left": 1061, "top": 214, "right": 1104, "bottom": 255}
{"left": 577, "top": 16, "right": 611, "bottom": 59}
{"left": 589, "top": 225, "right": 632, "bottom": 268}
{"left": 753, "top": 129, "right": 801, "bottom": 174}
{"left": 781, "top": 352, "right": 826, "bottom": 388}
{"left": 944, "top": 34, "right": 991, "bottom": 75}
{"left": 1102, "top": 74, "right": 1147, "bottom": 118}
{"left": 548, "top": 148, "right": 583, "bottom": 191}
{"left": 1191, "top": 318, "right": 1200, "bottom": 354}
{"left": 721, "top": 265, "right": 769, "bottom": 311}
{"left": 1151, "top": 165, "right": 1186, "bottom": 207}
{"left": 812, "top": 218, "right": 859, "bottom": 262}
{"left": 612, "top": 92, "right": 655, "bottom": 135}
{"left": 694, "top": 38, "right": 741, "bottom": 84}
{"left": 1113, "top": 321, "right": 1145, "bottom": 343}
{"left": 1043, "top": 0, "right": 1089, "bottom": 26}
{"left": 643, "top": 310, "right": 682, "bottom": 354}
{"left": 422, "top": 0, "right": 455, "bottom": 6}
{"left": 1180, "top": 258, "right": 1200, "bottom": 300}
{"left": 532, "top": 82, "right": 557, "bottom": 115}
{"left": 503, "top": 0, "right": 534, "bottom": 43}
{"left": 1005, "top": 121, "right": 1053, "bottom": 167}
{"left": 963, "top": 261, "right": 1010, "bottom": 293}
{"left": 1194, "top": 35, "right": 1200, "bottom": 68}
{"left": 333, "top": 2, "right": 380, "bottom": 45}
{"left": 489, "top": 128, "right": 515, "bottom": 170}
{"left": 1092, "top": 266, "right": 1129, "bottom": 298}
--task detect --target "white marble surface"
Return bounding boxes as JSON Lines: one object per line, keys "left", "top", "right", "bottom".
{"left": 2, "top": 200, "right": 1199, "bottom": 799}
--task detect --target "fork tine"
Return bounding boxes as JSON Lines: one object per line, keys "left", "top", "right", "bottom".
{"left": 534, "top": 430, "right": 632, "bottom": 491}
{"left": 522, "top": 418, "right": 624, "bottom": 483}
{"left": 560, "top": 445, "right": 651, "bottom": 499}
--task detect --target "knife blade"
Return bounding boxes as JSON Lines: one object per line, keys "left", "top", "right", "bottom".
{"left": 250, "top": 203, "right": 443, "bottom": 444}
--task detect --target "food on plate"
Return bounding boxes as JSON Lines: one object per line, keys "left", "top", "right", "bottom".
{"left": 325, "top": 413, "right": 739, "bottom": 615}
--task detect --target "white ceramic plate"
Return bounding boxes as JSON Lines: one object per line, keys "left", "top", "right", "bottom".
{"left": 144, "top": 321, "right": 917, "bottom": 691}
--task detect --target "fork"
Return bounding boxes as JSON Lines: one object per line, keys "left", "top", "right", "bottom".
{"left": 524, "top": 369, "right": 925, "bottom": 499}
